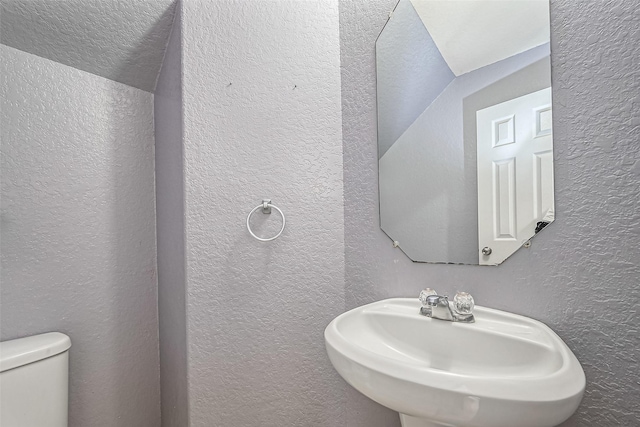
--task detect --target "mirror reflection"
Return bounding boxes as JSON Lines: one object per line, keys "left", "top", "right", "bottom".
{"left": 377, "top": 0, "right": 554, "bottom": 265}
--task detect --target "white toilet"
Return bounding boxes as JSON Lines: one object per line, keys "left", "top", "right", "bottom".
{"left": 0, "top": 332, "right": 71, "bottom": 427}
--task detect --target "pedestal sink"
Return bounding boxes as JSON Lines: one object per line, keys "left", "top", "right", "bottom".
{"left": 324, "top": 299, "right": 585, "bottom": 427}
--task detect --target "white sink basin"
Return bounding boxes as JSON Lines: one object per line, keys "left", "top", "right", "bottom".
{"left": 325, "top": 298, "right": 585, "bottom": 427}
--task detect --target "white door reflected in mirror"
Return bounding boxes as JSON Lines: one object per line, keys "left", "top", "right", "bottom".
{"left": 477, "top": 88, "right": 555, "bottom": 265}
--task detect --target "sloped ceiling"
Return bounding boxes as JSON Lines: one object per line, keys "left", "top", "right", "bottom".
{"left": 411, "top": 0, "right": 550, "bottom": 76}
{"left": 0, "top": 0, "right": 177, "bottom": 92}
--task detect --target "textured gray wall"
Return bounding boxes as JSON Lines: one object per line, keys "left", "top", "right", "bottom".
{"left": 181, "top": 0, "right": 346, "bottom": 425}
{"left": 341, "top": 0, "right": 640, "bottom": 425}
{"left": 0, "top": 46, "right": 161, "bottom": 426}
{"left": 1, "top": 0, "right": 177, "bottom": 92}
{"left": 155, "top": 4, "right": 188, "bottom": 427}
{"left": 376, "top": 0, "right": 454, "bottom": 158}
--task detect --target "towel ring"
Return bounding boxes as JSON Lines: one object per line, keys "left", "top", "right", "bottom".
{"left": 246, "top": 199, "right": 285, "bottom": 242}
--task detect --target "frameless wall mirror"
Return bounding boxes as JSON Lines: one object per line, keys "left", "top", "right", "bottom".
{"left": 377, "top": 0, "right": 554, "bottom": 265}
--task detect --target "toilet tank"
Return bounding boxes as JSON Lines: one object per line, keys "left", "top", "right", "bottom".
{"left": 0, "top": 332, "right": 71, "bottom": 427}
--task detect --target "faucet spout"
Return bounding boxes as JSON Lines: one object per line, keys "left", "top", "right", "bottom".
{"left": 418, "top": 292, "right": 475, "bottom": 323}
{"left": 425, "top": 295, "right": 454, "bottom": 321}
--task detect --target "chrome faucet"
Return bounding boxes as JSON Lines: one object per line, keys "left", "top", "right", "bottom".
{"left": 418, "top": 290, "right": 475, "bottom": 323}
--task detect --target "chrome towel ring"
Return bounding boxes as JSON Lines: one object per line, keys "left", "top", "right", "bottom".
{"left": 246, "top": 199, "right": 285, "bottom": 242}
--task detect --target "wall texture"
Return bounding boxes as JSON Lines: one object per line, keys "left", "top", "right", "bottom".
{"left": 155, "top": 4, "right": 188, "bottom": 427}
{"left": 0, "top": 46, "right": 160, "bottom": 427}
{"left": 341, "top": 0, "right": 640, "bottom": 426}
{"left": 181, "top": 0, "right": 346, "bottom": 425}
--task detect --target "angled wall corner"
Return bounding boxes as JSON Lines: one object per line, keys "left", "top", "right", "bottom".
{"left": 154, "top": 2, "right": 188, "bottom": 426}
{"left": 376, "top": 0, "right": 455, "bottom": 158}
{"left": 0, "top": 0, "right": 178, "bottom": 92}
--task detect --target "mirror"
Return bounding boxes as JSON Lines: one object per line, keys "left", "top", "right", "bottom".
{"left": 377, "top": 0, "right": 554, "bottom": 265}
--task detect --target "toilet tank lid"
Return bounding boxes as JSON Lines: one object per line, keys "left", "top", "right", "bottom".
{"left": 0, "top": 332, "right": 71, "bottom": 372}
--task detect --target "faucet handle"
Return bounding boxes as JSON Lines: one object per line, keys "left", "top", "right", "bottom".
{"left": 453, "top": 291, "right": 475, "bottom": 315}
{"left": 418, "top": 288, "right": 437, "bottom": 306}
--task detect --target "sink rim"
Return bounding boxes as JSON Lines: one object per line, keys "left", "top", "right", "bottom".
{"left": 325, "top": 298, "right": 586, "bottom": 404}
